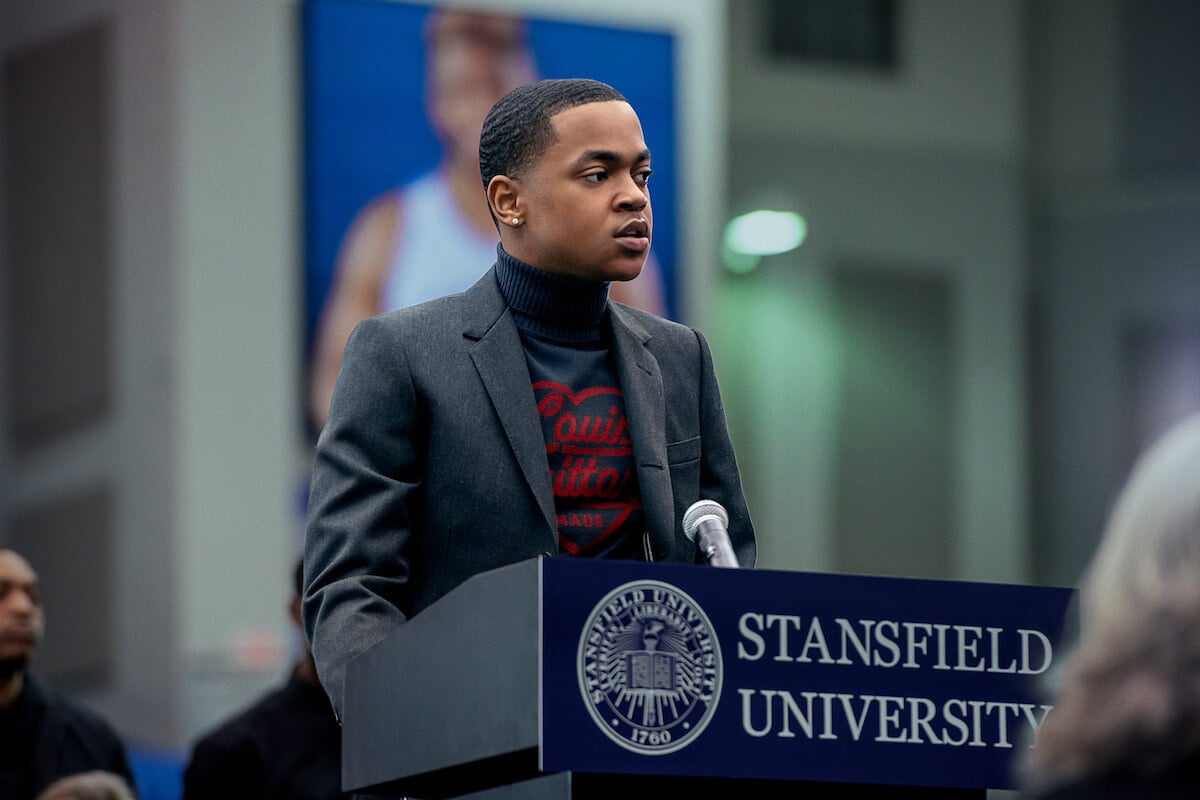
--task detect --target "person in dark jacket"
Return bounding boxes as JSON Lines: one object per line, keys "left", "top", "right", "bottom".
{"left": 0, "top": 549, "right": 136, "bottom": 800}
{"left": 182, "top": 561, "right": 345, "bottom": 800}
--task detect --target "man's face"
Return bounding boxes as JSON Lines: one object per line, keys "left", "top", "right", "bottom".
{"left": 510, "top": 100, "right": 652, "bottom": 284}
{"left": 0, "top": 551, "right": 43, "bottom": 670}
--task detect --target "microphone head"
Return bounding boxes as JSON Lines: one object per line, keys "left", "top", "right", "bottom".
{"left": 682, "top": 499, "right": 729, "bottom": 542}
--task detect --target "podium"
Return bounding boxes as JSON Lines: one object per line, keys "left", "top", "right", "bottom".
{"left": 342, "top": 557, "right": 1074, "bottom": 799}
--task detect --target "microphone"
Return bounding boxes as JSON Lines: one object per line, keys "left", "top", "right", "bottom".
{"left": 682, "top": 499, "right": 739, "bottom": 568}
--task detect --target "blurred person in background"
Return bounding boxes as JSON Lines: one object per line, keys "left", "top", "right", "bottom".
{"left": 1021, "top": 412, "right": 1200, "bottom": 799}
{"left": 307, "top": 6, "right": 665, "bottom": 431}
{"left": 182, "top": 560, "right": 345, "bottom": 800}
{"left": 0, "top": 549, "right": 136, "bottom": 800}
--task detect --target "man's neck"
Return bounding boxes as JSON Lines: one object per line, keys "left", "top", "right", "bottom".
{"left": 495, "top": 246, "right": 609, "bottom": 344}
{"left": 0, "top": 671, "right": 25, "bottom": 709}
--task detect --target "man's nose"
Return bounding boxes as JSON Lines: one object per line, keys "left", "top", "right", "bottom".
{"left": 614, "top": 179, "right": 648, "bottom": 210}
{"left": 5, "top": 588, "right": 37, "bottom": 614}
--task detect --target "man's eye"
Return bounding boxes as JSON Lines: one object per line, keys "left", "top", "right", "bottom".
{"left": 585, "top": 172, "right": 607, "bottom": 183}
{"left": 0, "top": 581, "right": 39, "bottom": 605}
{"left": 635, "top": 170, "right": 653, "bottom": 186}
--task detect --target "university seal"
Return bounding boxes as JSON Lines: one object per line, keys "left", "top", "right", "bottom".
{"left": 577, "top": 579, "right": 722, "bottom": 754}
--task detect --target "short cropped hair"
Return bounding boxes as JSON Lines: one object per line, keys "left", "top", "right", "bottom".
{"left": 479, "top": 78, "right": 626, "bottom": 188}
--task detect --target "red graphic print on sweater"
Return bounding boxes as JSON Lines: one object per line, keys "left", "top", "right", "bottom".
{"left": 533, "top": 380, "right": 642, "bottom": 556}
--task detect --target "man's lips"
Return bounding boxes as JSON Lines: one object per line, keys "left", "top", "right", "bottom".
{"left": 615, "top": 219, "right": 650, "bottom": 252}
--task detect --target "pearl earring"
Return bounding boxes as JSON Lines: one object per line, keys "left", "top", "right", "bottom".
{"left": 512, "top": 217, "right": 521, "bottom": 226}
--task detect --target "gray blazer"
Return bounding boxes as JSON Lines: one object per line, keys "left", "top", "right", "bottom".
{"left": 303, "top": 268, "right": 755, "bottom": 717}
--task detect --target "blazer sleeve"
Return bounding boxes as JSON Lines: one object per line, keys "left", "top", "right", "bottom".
{"left": 303, "top": 314, "right": 421, "bottom": 719}
{"left": 695, "top": 328, "right": 756, "bottom": 567}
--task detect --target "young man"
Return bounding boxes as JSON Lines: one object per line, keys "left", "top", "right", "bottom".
{"left": 303, "top": 78, "right": 755, "bottom": 718}
{"left": 0, "top": 550, "right": 135, "bottom": 799}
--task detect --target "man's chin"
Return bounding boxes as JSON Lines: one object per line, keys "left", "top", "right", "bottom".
{"left": 0, "top": 656, "right": 30, "bottom": 679}
{"left": 607, "top": 261, "right": 646, "bottom": 283}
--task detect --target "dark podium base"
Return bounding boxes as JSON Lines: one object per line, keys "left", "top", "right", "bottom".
{"left": 376, "top": 772, "right": 986, "bottom": 800}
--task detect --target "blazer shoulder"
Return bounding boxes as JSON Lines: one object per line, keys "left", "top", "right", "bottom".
{"left": 610, "top": 302, "right": 701, "bottom": 342}
{"left": 610, "top": 304, "right": 711, "bottom": 368}
{"left": 360, "top": 269, "right": 506, "bottom": 342}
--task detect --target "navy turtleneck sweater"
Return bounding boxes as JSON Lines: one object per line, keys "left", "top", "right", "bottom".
{"left": 494, "top": 245, "right": 644, "bottom": 559}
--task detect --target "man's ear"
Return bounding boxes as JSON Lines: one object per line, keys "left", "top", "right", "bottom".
{"left": 487, "top": 175, "right": 521, "bottom": 223}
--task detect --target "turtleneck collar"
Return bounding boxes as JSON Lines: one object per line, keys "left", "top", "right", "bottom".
{"left": 494, "top": 244, "right": 610, "bottom": 344}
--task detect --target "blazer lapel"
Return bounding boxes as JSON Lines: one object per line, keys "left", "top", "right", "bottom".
{"left": 463, "top": 273, "right": 558, "bottom": 537}
{"left": 610, "top": 305, "right": 676, "bottom": 560}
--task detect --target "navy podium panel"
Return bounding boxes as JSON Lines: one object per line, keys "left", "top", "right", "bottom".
{"left": 342, "top": 557, "right": 1073, "bottom": 798}
{"left": 539, "top": 558, "right": 1072, "bottom": 790}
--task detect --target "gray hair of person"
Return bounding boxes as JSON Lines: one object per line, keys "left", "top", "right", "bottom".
{"left": 1022, "top": 412, "right": 1200, "bottom": 791}
{"left": 35, "top": 771, "right": 136, "bottom": 800}
{"left": 478, "top": 77, "right": 627, "bottom": 190}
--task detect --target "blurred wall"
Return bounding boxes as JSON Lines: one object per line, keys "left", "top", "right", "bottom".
{"left": 714, "top": 0, "right": 1200, "bottom": 592}
{"left": 719, "top": 0, "right": 1031, "bottom": 582}
{"left": 1, "top": 0, "right": 303, "bottom": 749}
{"left": 1026, "top": 0, "right": 1200, "bottom": 588}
